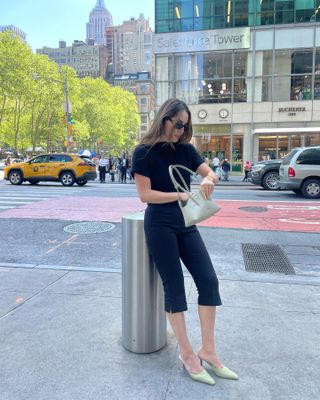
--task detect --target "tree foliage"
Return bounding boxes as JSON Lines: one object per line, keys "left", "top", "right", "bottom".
{"left": 0, "top": 31, "right": 140, "bottom": 154}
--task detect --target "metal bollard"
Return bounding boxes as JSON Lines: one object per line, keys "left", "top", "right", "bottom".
{"left": 122, "top": 212, "right": 167, "bottom": 353}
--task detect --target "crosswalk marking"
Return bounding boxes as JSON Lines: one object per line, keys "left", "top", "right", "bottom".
{"left": 0, "top": 191, "right": 62, "bottom": 211}
{"left": 0, "top": 196, "right": 53, "bottom": 200}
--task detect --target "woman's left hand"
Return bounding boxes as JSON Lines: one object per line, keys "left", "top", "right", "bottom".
{"left": 200, "top": 176, "right": 215, "bottom": 200}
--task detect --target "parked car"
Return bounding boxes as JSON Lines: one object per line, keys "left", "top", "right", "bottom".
{"left": 279, "top": 146, "right": 320, "bottom": 199}
{"left": 249, "top": 159, "right": 282, "bottom": 190}
{"left": 3, "top": 153, "right": 97, "bottom": 186}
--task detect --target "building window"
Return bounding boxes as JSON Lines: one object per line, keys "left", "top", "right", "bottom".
{"left": 155, "top": 0, "right": 319, "bottom": 31}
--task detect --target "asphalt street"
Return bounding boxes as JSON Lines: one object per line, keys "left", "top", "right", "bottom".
{"left": 0, "top": 174, "right": 319, "bottom": 400}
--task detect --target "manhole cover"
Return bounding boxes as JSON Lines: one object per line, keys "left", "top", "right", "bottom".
{"left": 63, "top": 222, "right": 115, "bottom": 235}
{"left": 239, "top": 206, "right": 268, "bottom": 213}
{"left": 242, "top": 243, "right": 296, "bottom": 275}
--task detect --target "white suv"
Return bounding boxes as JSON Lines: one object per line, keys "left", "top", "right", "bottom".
{"left": 279, "top": 146, "right": 320, "bottom": 199}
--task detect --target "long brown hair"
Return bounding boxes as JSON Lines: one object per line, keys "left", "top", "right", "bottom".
{"left": 140, "top": 98, "right": 193, "bottom": 145}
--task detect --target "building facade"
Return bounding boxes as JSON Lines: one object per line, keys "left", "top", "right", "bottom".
{"left": 86, "top": 0, "right": 113, "bottom": 46}
{"left": 112, "top": 14, "right": 153, "bottom": 75}
{"left": 37, "top": 41, "right": 109, "bottom": 79}
{"left": 154, "top": 0, "right": 320, "bottom": 171}
{"left": 113, "top": 72, "right": 155, "bottom": 139}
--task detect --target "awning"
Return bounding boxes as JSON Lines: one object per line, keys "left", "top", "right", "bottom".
{"left": 253, "top": 127, "right": 320, "bottom": 135}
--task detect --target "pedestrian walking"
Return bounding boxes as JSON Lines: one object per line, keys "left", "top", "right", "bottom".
{"left": 4, "top": 155, "right": 11, "bottom": 166}
{"left": 120, "top": 154, "right": 129, "bottom": 183}
{"left": 132, "top": 98, "right": 238, "bottom": 386}
{"left": 110, "top": 164, "right": 116, "bottom": 182}
{"left": 221, "top": 159, "right": 231, "bottom": 181}
{"left": 98, "top": 155, "right": 107, "bottom": 183}
{"left": 243, "top": 161, "right": 251, "bottom": 182}
{"left": 211, "top": 154, "right": 220, "bottom": 172}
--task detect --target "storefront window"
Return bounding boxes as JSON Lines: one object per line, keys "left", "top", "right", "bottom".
{"left": 291, "top": 75, "right": 312, "bottom": 100}
{"left": 156, "top": 81, "right": 174, "bottom": 106}
{"left": 198, "top": 79, "right": 232, "bottom": 103}
{"left": 254, "top": 77, "right": 272, "bottom": 101}
{"left": 259, "top": 136, "right": 279, "bottom": 160}
{"left": 200, "top": 53, "right": 233, "bottom": 79}
{"left": 304, "top": 133, "right": 320, "bottom": 146}
{"left": 273, "top": 76, "right": 292, "bottom": 101}
{"left": 314, "top": 75, "right": 320, "bottom": 100}
{"left": 176, "top": 79, "right": 199, "bottom": 104}
{"left": 291, "top": 51, "right": 313, "bottom": 74}
{"left": 263, "top": 51, "right": 273, "bottom": 75}
{"left": 156, "top": 56, "right": 174, "bottom": 81}
{"left": 234, "top": 78, "right": 247, "bottom": 102}
{"left": 258, "top": 134, "right": 305, "bottom": 160}
{"left": 234, "top": 52, "right": 248, "bottom": 77}
{"left": 175, "top": 54, "right": 198, "bottom": 80}
{"left": 192, "top": 134, "right": 243, "bottom": 171}
{"left": 275, "top": 50, "right": 292, "bottom": 75}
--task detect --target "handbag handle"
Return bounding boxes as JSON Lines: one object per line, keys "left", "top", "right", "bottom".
{"left": 168, "top": 164, "right": 201, "bottom": 206}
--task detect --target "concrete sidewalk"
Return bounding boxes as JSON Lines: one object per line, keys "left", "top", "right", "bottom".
{"left": 1, "top": 231, "right": 319, "bottom": 400}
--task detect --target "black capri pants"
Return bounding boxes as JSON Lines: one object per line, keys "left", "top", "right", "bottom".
{"left": 144, "top": 204, "right": 222, "bottom": 313}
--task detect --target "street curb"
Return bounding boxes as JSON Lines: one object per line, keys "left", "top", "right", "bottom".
{"left": 2, "top": 262, "right": 320, "bottom": 286}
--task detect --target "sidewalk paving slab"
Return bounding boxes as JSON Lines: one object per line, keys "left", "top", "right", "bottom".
{"left": 0, "top": 266, "right": 319, "bottom": 400}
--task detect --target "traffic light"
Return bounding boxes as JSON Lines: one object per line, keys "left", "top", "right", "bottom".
{"left": 68, "top": 124, "right": 73, "bottom": 135}
{"left": 60, "top": 116, "right": 66, "bottom": 124}
{"left": 67, "top": 114, "right": 76, "bottom": 125}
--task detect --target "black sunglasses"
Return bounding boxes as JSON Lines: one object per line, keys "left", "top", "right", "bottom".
{"left": 169, "top": 119, "right": 188, "bottom": 130}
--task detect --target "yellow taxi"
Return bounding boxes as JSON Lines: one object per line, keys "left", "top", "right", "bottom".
{"left": 4, "top": 153, "right": 97, "bottom": 186}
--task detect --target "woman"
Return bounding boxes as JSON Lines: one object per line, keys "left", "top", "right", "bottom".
{"left": 243, "top": 161, "right": 251, "bottom": 182}
{"left": 131, "top": 99, "right": 238, "bottom": 385}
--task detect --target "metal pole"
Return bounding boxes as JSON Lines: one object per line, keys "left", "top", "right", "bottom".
{"left": 65, "top": 79, "right": 69, "bottom": 152}
{"left": 122, "top": 212, "right": 166, "bottom": 354}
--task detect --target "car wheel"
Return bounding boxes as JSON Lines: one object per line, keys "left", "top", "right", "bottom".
{"left": 28, "top": 180, "right": 39, "bottom": 185}
{"left": 76, "top": 180, "right": 87, "bottom": 186}
{"left": 301, "top": 179, "right": 320, "bottom": 199}
{"left": 8, "top": 170, "right": 23, "bottom": 185}
{"left": 262, "top": 171, "right": 280, "bottom": 190}
{"left": 292, "top": 189, "right": 301, "bottom": 195}
{"left": 60, "top": 172, "right": 75, "bottom": 186}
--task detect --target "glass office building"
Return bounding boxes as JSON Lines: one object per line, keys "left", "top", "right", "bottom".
{"left": 154, "top": 0, "right": 320, "bottom": 169}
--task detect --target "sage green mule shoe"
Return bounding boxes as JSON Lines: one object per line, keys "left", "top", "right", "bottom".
{"left": 179, "top": 355, "right": 216, "bottom": 385}
{"left": 199, "top": 357, "right": 239, "bottom": 380}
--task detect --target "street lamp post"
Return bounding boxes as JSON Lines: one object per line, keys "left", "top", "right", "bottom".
{"left": 63, "top": 79, "right": 71, "bottom": 152}
{"left": 32, "top": 73, "right": 72, "bottom": 152}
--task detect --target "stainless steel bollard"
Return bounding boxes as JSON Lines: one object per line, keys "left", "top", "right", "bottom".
{"left": 122, "top": 212, "right": 167, "bottom": 353}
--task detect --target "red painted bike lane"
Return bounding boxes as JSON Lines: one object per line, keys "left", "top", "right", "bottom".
{"left": 0, "top": 197, "right": 319, "bottom": 233}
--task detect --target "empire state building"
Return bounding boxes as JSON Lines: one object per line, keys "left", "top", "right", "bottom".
{"left": 86, "top": 0, "right": 113, "bottom": 45}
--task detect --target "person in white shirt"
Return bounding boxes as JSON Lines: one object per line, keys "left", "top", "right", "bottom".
{"left": 98, "top": 156, "right": 107, "bottom": 183}
{"left": 212, "top": 156, "right": 220, "bottom": 172}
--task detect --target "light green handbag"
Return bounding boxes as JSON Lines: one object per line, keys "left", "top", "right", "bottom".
{"left": 168, "top": 164, "right": 221, "bottom": 227}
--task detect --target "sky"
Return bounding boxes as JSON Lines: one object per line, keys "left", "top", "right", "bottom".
{"left": 0, "top": 0, "right": 155, "bottom": 50}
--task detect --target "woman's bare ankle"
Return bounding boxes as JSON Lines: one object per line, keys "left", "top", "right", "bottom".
{"left": 179, "top": 351, "right": 203, "bottom": 374}
{"left": 198, "top": 347, "right": 224, "bottom": 369}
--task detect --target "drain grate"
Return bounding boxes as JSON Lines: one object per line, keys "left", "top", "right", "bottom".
{"left": 242, "top": 243, "right": 296, "bottom": 275}
{"left": 63, "top": 222, "right": 115, "bottom": 235}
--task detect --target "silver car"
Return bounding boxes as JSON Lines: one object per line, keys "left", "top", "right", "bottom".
{"left": 279, "top": 146, "right": 320, "bottom": 199}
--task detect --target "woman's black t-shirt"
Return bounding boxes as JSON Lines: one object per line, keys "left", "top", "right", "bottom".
{"left": 131, "top": 142, "right": 203, "bottom": 205}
